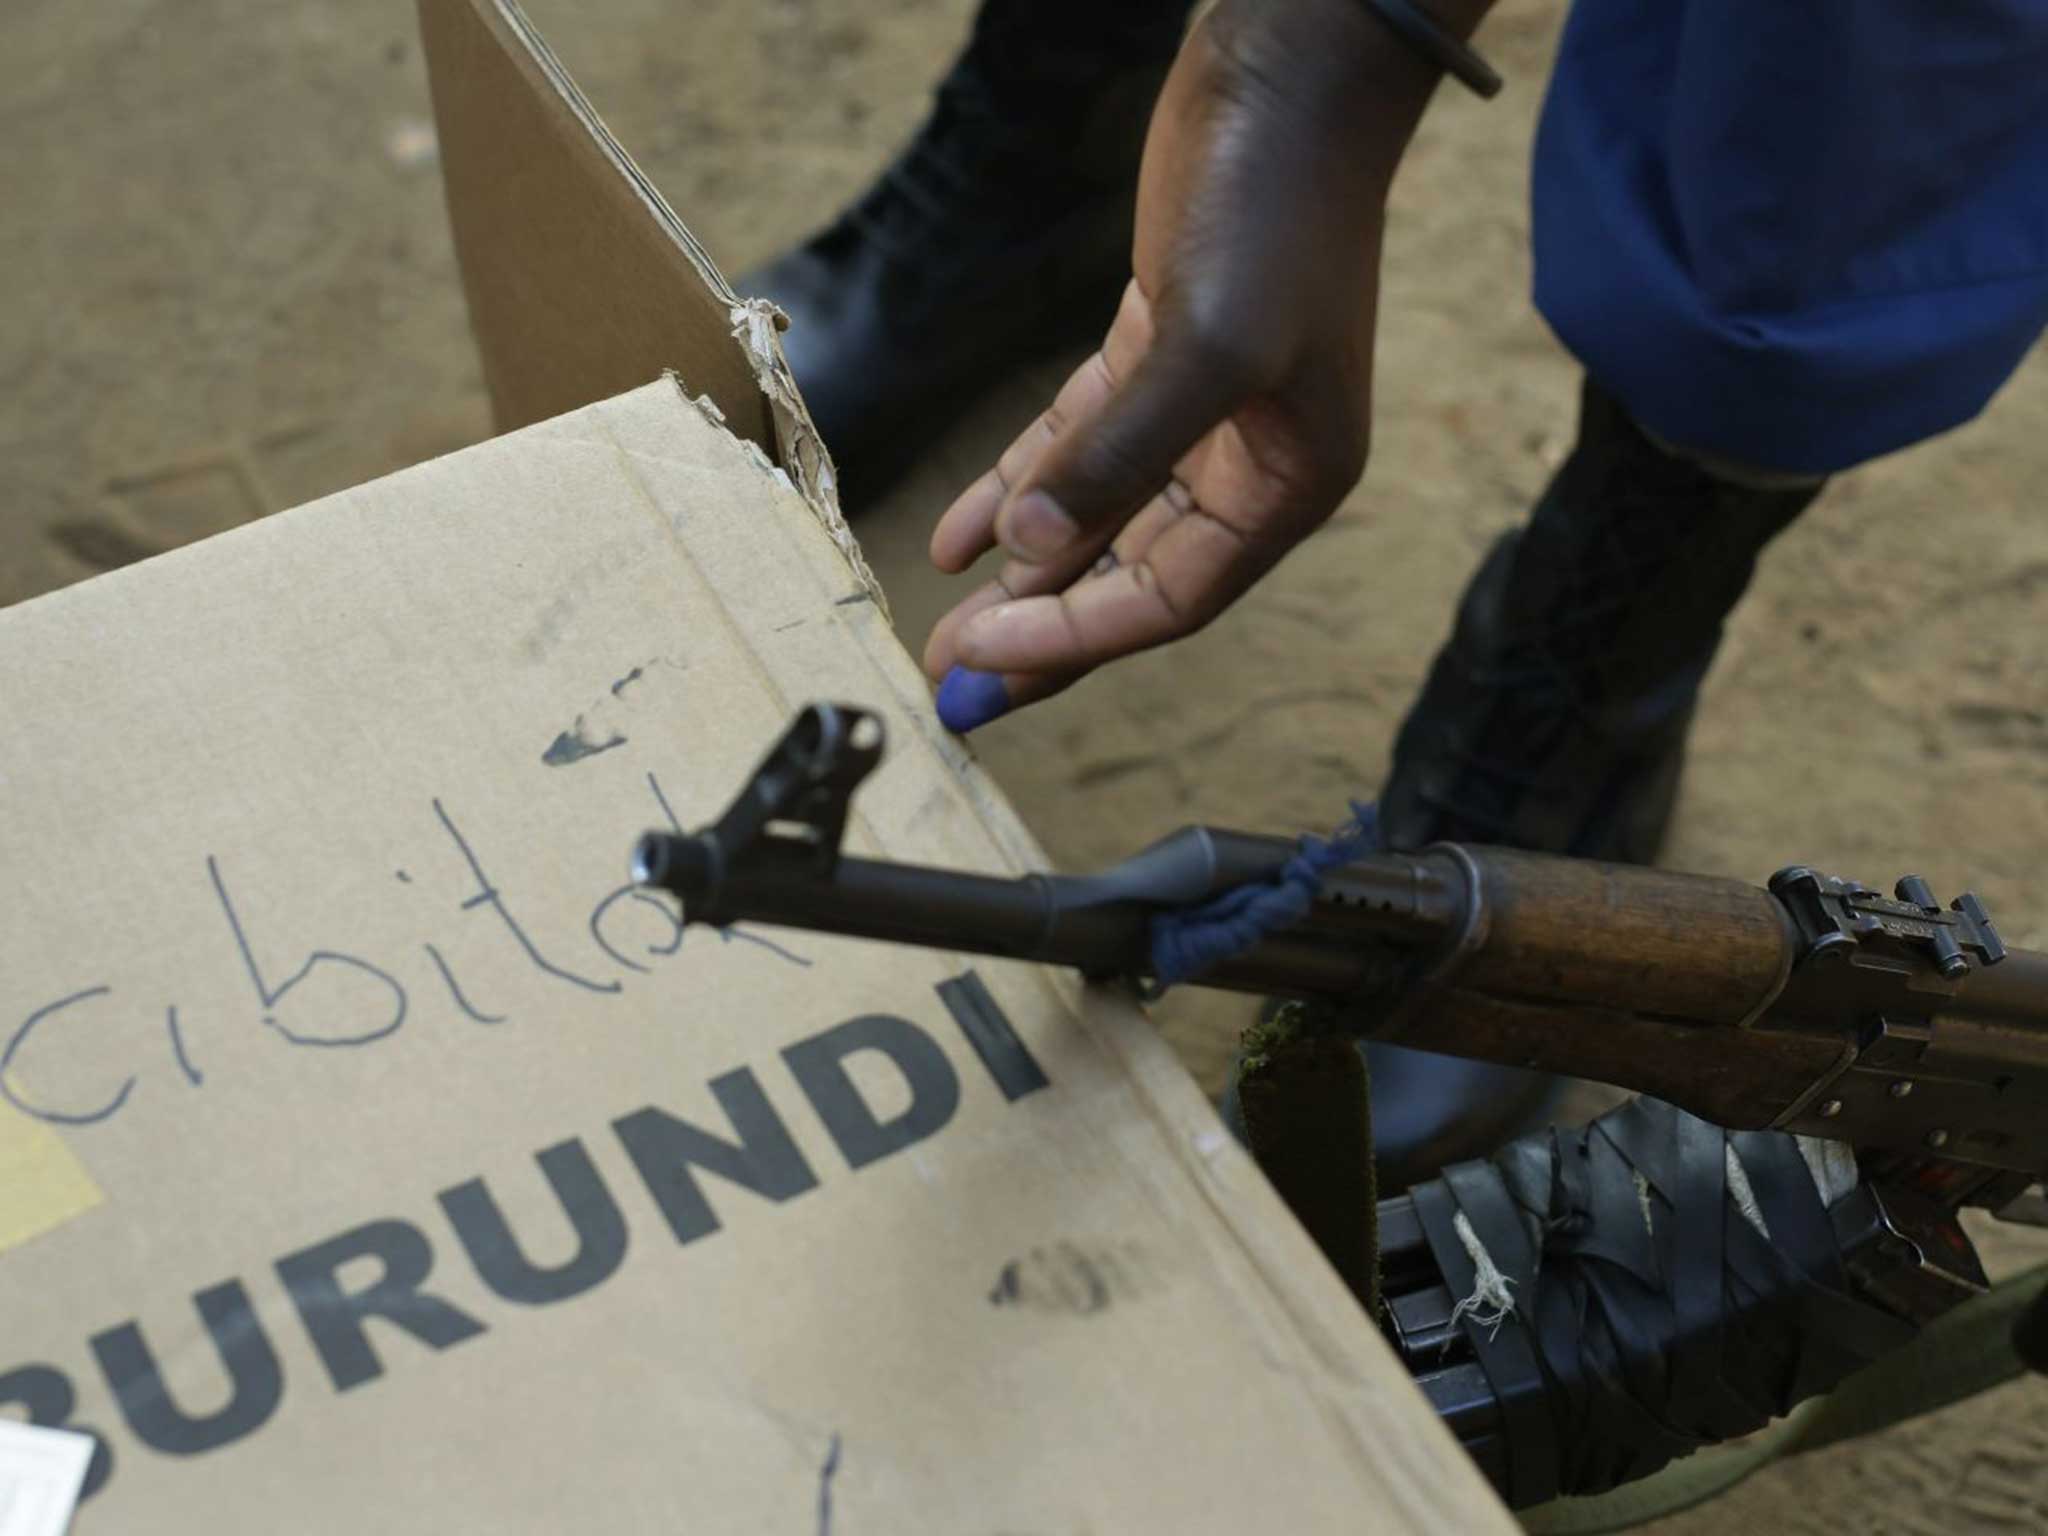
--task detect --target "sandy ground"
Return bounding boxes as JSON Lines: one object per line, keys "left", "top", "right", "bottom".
{"left": 7, "top": 1, "right": 2048, "bottom": 1529}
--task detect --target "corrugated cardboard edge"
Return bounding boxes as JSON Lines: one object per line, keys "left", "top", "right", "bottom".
{"left": 417, "top": 0, "right": 883, "bottom": 618}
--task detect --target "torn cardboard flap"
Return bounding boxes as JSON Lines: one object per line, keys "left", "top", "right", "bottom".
{"left": 415, "top": 0, "right": 880, "bottom": 612}
{"left": 0, "top": 379, "right": 1509, "bottom": 1532}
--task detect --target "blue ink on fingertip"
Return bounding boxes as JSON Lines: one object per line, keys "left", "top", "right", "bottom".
{"left": 936, "top": 667, "right": 1010, "bottom": 733}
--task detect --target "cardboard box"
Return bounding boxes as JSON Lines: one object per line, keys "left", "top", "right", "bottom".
{"left": 0, "top": 4, "right": 1511, "bottom": 1529}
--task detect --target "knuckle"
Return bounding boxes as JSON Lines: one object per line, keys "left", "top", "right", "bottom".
{"left": 1264, "top": 398, "right": 1368, "bottom": 507}
{"left": 1174, "top": 303, "right": 1275, "bottom": 386}
{"left": 1057, "top": 591, "right": 1093, "bottom": 650}
{"left": 1069, "top": 430, "right": 1160, "bottom": 510}
{"left": 1129, "top": 557, "right": 1204, "bottom": 633}
{"left": 1314, "top": 428, "right": 1369, "bottom": 500}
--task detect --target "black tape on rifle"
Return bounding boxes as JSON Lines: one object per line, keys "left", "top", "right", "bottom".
{"left": 1407, "top": 1097, "right": 1917, "bottom": 1509}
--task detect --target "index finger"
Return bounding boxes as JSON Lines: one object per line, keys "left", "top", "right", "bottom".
{"left": 952, "top": 499, "right": 1276, "bottom": 675}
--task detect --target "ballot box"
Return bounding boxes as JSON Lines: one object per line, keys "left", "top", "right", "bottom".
{"left": 0, "top": 4, "right": 1510, "bottom": 1529}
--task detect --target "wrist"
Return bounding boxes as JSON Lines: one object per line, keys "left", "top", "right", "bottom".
{"left": 1198, "top": 0, "right": 1493, "bottom": 191}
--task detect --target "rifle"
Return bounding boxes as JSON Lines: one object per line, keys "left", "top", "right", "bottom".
{"left": 632, "top": 704, "right": 2048, "bottom": 1509}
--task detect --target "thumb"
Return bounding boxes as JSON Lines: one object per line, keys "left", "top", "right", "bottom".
{"left": 993, "top": 331, "right": 1247, "bottom": 566}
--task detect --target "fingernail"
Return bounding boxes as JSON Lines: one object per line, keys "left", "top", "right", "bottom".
{"left": 1002, "top": 491, "right": 1077, "bottom": 563}
{"left": 936, "top": 666, "right": 1011, "bottom": 733}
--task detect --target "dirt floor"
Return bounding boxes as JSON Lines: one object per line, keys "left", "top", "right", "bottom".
{"left": 8, "top": 0, "right": 2048, "bottom": 1529}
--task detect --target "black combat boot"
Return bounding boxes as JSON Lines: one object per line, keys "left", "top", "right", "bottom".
{"left": 737, "top": 0, "right": 1194, "bottom": 510}
{"left": 1361, "top": 377, "right": 1825, "bottom": 1190}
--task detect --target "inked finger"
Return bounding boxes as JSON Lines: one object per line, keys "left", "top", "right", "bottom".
{"left": 922, "top": 577, "right": 1013, "bottom": 681}
{"left": 955, "top": 507, "right": 1261, "bottom": 674}
{"left": 933, "top": 664, "right": 1080, "bottom": 735}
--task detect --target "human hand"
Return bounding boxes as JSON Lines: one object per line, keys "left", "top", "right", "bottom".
{"left": 923, "top": 0, "right": 1455, "bottom": 730}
